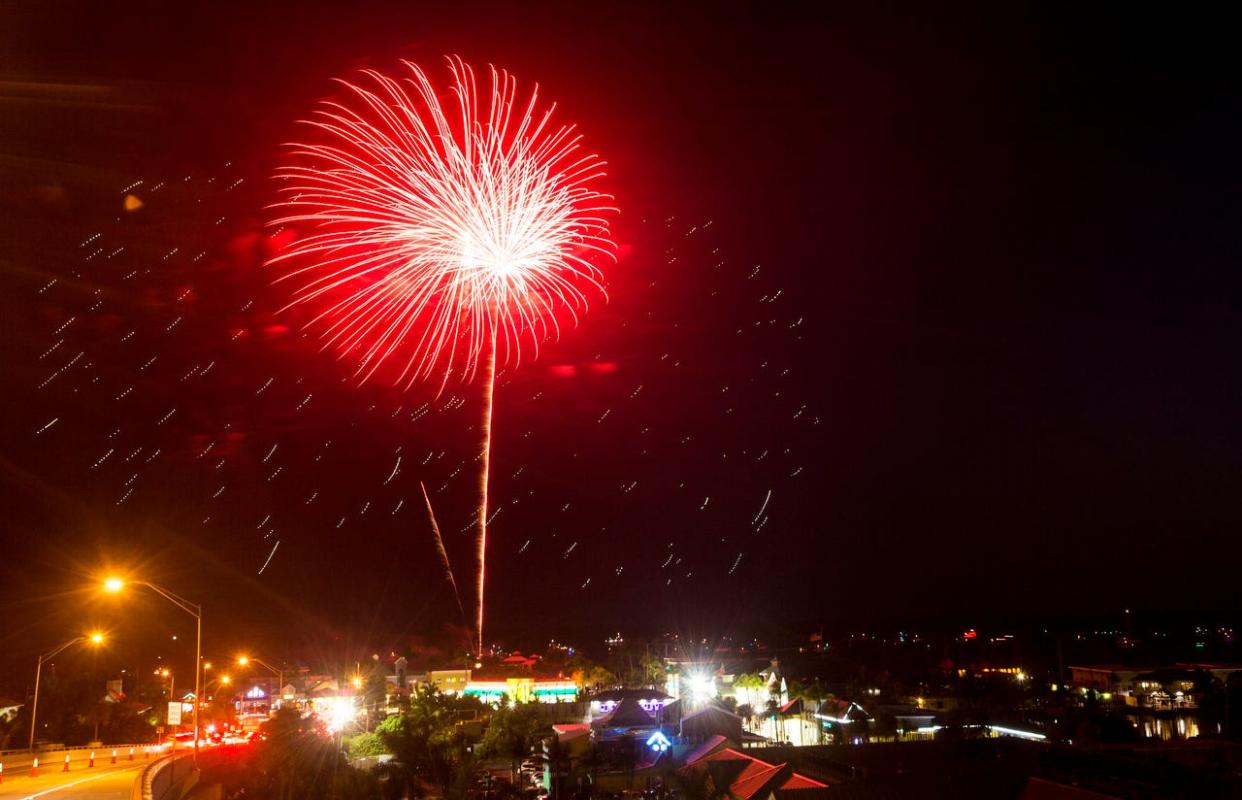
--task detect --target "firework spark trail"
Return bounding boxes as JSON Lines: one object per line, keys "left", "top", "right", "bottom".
{"left": 752, "top": 489, "right": 772, "bottom": 524}
{"left": 258, "top": 540, "right": 280, "bottom": 575}
{"left": 421, "top": 481, "right": 467, "bottom": 629}
{"left": 270, "top": 57, "right": 615, "bottom": 651}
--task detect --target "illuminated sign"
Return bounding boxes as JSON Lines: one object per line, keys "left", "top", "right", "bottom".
{"left": 646, "top": 731, "right": 671, "bottom": 752}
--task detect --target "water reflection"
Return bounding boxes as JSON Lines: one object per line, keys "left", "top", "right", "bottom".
{"left": 1125, "top": 713, "right": 1203, "bottom": 740}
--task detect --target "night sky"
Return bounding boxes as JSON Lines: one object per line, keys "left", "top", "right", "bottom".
{"left": 2, "top": 3, "right": 1240, "bottom": 684}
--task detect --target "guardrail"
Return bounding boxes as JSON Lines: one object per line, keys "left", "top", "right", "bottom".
{"left": 0, "top": 743, "right": 167, "bottom": 778}
{"left": 0, "top": 742, "right": 153, "bottom": 759}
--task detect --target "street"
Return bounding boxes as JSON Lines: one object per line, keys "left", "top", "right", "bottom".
{"left": 0, "top": 761, "right": 143, "bottom": 800}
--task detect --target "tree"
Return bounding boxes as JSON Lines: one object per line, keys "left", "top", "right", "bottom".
{"left": 478, "top": 703, "right": 541, "bottom": 782}
{"left": 792, "top": 679, "right": 830, "bottom": 744}
{"left": 230, "top": 708, "right": 381, "bottom": 800}
{"left": 569, "top": 655, "right": 617, "bottom": 694}
{"left": 639, "top": 652, "right": 666, "bottom": 687}
{"left": 346, "top": 731, "right": 387, "bottom": 759}
{"left": 375, "top": 684, "right": 480, "bottom": 797}
{"left": 0, "top": 710, "right": 22, "bottom": 750}
{"left": 363, "top": 670, "right": 390, "bottom": 731}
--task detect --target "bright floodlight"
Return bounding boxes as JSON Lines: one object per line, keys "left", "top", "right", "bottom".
{"left": 89, "top": 632, "right": 105, "bottom": 645}
{"left": 221, "top": 675, "right": 232, "bottom": 685}
{"left": 689, "top": 674, "right": 717, "bottom": 700}
{"left": 103, "top": 577, "right": 124, "bottom": 593}
{"left": 324, "top": 696, "right": 358, "bottom": 734}
{"left": 236, "top": 656, "right": 249, "bottom": 666}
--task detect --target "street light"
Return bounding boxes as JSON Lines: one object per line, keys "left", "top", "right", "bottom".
{"left": 236, "top": 655, "right": 284, "bottom": 710}
{"left": 154, "top": 668, "right": 179, "bottom": 750}
{"left": 29, "top": 632, "right": 106, "bottom": 750}
{"left": 157, "top": 667, "right": 175, "bottom": 697}
{"left": 103, "top": 576, "right": 203, "bottom": 767}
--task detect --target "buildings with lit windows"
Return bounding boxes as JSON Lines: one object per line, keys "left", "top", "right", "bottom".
{"left": 1070, "top": 662, "right": 1242, "bottom": 709}
{"left": 424, "top": 657, "right": 578, "bottom": 705}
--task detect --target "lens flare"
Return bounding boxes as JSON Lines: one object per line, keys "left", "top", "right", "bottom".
{"left": 269, "top": 57, "right": 616, "bottom": 652}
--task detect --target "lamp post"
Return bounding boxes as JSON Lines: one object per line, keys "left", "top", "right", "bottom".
{"left": 158, "top": 668, "right": 175, "bottom": 700}
{"left": 156, "top": 669, "right": 176, "bottom": 749}
{"left": 29, "top": 633, "right": 105, "bottom": 751}
{"left": 104, "top": 577, "right": 202, "bottom": 767}
{"left": 237, "top": 656, "right": 284, "bottom": 711}
{"left": 201, "top": 675, "right": 231, "bottom": 734}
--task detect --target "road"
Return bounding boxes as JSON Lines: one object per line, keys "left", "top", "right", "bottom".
{"left": 0, "top": 760, "right": 143, "bottom": 800}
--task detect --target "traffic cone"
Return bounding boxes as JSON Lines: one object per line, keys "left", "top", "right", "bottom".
{"left": 89, "top": 751, "right": 95, "bottom": 768}
{"left": 128, "top": 747, "right": 135, "bottom": 761}
{"left": 63, "top": 754, "right": 70, "bottom": 772}
{"left": 111, "top": 749, "right": 117, "bottom": 764}
{"left": 30, "top": 758, "right": 38, "bottom": 778}
{"left": 143, "top": 747, "right": 150, "bottom": 760}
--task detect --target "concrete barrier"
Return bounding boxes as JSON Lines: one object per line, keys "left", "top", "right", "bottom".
{"left": 137, "top": 749, "right": 218, "bottom": 800}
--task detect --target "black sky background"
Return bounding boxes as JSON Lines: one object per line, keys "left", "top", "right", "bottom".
{"left": 1, "top": 2, "right": 1240, "bottom": 686}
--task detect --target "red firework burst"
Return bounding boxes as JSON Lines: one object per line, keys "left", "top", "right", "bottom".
{"left": 269, "top": 56, "right": 616, "bottom": 392}
{"left": 268, "top": 57, "right": 616, "bottom": 652}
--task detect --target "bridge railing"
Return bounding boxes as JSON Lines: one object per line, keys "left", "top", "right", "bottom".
{"left": 0, "top": 743, "right": 169, "bottom": 775}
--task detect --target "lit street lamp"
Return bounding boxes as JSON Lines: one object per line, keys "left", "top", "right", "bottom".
{"left": 29, "top": 632, "right": 106, "bottom": 751}
{"left": 103, "top": 577, "right": 203, "bottom": 766}
{"left": 155, "top": 668, "right": 177, "bottom": 747}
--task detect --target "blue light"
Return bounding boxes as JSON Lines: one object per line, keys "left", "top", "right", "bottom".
{"left": 646, "top": 731, "right": 671, "bottom": 752}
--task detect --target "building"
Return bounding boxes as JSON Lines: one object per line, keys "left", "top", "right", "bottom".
{"left": 588, "top": 689, "right": 676, "bottom": 723}
{"left": 425, "top": 664, "right": 578, "bottom": 705}
{"left": 681, "top": 704, "right": 746, "bottom": 744}
{"left": 1069, "top": 663, "right": 1242, "bottom": 709}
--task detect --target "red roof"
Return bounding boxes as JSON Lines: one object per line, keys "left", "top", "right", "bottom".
{"left": 689, "top": 748, "right": 828, "bottom": 799}
{"left": 780, "top": 774, "right": 828, "bottom": 790}
{"left": 682, "top": 735, "right": 730, "bottom": 766}
{"left": 552, "top": 723, "right": 591, "bottom": 741}
{"left": 731, "top": 762, "right": 786, "bottom": 800}
{"left": 700, "top": 747, "right": 753, "bottom": 763}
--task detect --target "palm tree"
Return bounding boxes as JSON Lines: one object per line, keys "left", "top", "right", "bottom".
{"left": 794, "top": 680, "right": 831, "bottom": 745}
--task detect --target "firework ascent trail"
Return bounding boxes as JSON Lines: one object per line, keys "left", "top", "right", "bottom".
{"left": 268, "top": 57, "right": 616, "bottom": 651}
{"left": 421, "top": 480, "right": 467, "bottom": 630}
